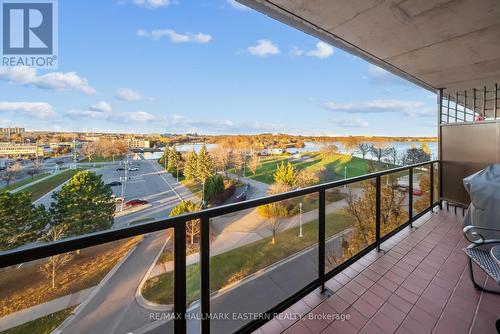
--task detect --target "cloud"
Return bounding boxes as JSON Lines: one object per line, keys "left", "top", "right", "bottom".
{"left": 124, "top": 111, "right": 155, "bottom": 122}
{"left": 0, "top": 102, "right": 55, "bottom": 119}
{"left": 90, "top": 101, "right": 112, "bottom": 113}
{"left": 115, "top": 88, "right": 144, "bottom": 101}
{"left": 0, "top": 66, "right": 96, "bottom": 95}
{"left": 334, "top": 116, "right": 369, "bottom": 128}
{"left": 166, "top": 114, "right": 278, "bottom": 133}
{"left": 323, "top": 99, "right": 434, "bottom": 117}
{"left": 247, "top": 39, "right": 280, "bottom": 57}
{"left": 66, "top": 109, "right": 110, "bottom": 119}
{"left": 133, "top": 0, "right": 171, "bottom": 9}
{"left": 137, "top": 29, "right": 212, "bottom": 43}
{"left": 292, "top": 41, "right": 334, "bottom": 59}
{"left": 226, "top": 0, "right": 249, "bottom": 10}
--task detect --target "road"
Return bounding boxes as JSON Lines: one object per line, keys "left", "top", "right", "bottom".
{"left": 59, "top": 157, "right": 196, "bottom": 334}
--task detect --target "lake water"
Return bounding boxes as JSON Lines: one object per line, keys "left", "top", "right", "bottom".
{"left": 287, "top": 141, "right": 438, "bottom": 160}
{"left": 142, "top": 141, "right": 438, "bottom": 161}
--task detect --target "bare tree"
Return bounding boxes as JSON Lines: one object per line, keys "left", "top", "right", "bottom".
{"left": 211, "top": 146, "right": 231, "bottom": 175}
{"left": 370, "top": 144, "right": 392, "bottom": 163}
{"left": 1, "top": 162, "right": 22, "bottom": 187}
{"left": 258, "top": 203, "right": 288, "bottom": 244}
{"left": 82, "top": 143, "right": 97, "bottom": 162}
{"left": 343, "top": 137, "right": 360, "bottom": 155}
{"left": 248, "top": 153, "right": 260, "bottom": 176}
{"left": 39, "top": 225, "right": 73, "bottom": 290}
{"left": 357, "top": 143, "right": 371, "bottom": 159}
{"left": 319, "top": 143, "right": 339, "bottom": 159}
{"left": 386, "top": 147, "right": 400, "bottom": 165}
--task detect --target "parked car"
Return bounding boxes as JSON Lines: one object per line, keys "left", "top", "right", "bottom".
{"left": 128, "top": 167, "right": 139, "bottom": 171}
{"left": 413, "top": 189, "right": 423, "bottom": 196}
{"left": 124, "top": 199, "right": 148, "bottom": 208}
{"left": 107, "top": 181, "right": 122, "bottom": 187}
{"left": 116, "top": 167, "right": 125, "bottom": 171}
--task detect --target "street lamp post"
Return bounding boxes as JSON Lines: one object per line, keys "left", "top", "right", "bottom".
{"left": 344, "top": 165, "right": 348, "bottom": 188}
{"left": 202, "top": 180, "right": 206, "bottom": 207}
{"left": 176, "top": 162, "right": 179, "bottom": 182}
{"left": 120, "top": 176, "right": 125, "bottom": 212}
{"left": 299, "top": 202, "right": 303, "bottom": 237}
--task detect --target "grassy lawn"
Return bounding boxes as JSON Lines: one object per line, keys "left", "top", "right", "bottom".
{"left": 0, "top": 238, "right": 139, "bottom": 317}
{"left": 21, "top": 168, "right": 87, "bottom": 202}
{"left": 78, "top": 155, "right": 124, "bottom": 163}
{"left": 179, "top": 177, "right": 203, "bottom": 199}
{"left": 0, "top": 173, "right": 50, "bottom": 192}
{"left": 0, "top": 307, "right": 75, "bottom": 334}
{"left": 142, "top": 210, "right": 353, "bottom": 305}
{"left": 245, "top": 152, "right": 392, "bottom": 185}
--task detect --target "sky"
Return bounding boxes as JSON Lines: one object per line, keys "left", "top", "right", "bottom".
{"left": 0, "top": 0, "right": 438, "bottom": 137}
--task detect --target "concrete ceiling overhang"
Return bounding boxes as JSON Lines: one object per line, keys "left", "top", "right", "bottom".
{"left": 239, "top": 0, "right": 500, "bottom": 96}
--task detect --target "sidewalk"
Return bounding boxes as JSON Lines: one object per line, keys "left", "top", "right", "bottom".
{"left": 148, "top": 198, "right": 350, "bottom": 278}
{"left": 0, "top": 287, "right": 94, "bottom": 331}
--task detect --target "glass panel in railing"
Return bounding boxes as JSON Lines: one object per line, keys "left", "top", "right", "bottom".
{"left": 325, "top": 179, "right": 376, "bottom": 272}
{"left": 413, "top": 165, "right": 431, "bottom": 216}
{"left": 380, "top": 171, "right": 410, "bottom": 238}
{"left": 208, "top": 194, "right": 319, "bottom": 333}
{"left": 433, "top": 163, "right": 440, "bottom": 204}
{"left": 0, "top": 230, "right": 175, "bottom": 334}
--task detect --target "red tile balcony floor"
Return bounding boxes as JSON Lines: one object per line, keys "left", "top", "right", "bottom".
{"left": 253, "top": 209, "right": 500, "bottom": 334}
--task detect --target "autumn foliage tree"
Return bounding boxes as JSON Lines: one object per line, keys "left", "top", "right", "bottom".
{"left": 258, "top": 202, "right": 289, "bottom": 245}
{"left": 330, "top": 175, "right": 407, "bottom": 266}
{"left": 170, "top": 200, "right": 201, "bottom": 244}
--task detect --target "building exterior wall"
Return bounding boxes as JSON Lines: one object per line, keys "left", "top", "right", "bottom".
{"left": 0, "top": 143, "right": 44, "bottom": 157}
{"left": 0, "top": 127, "right": 25, "bottom": 137}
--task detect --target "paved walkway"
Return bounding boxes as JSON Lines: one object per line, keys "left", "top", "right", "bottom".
{"left": 148, "top": 197, "right": 349, "bottom": 277}
{"left": 0, "top": 287, "right": 94, "bottom": 331}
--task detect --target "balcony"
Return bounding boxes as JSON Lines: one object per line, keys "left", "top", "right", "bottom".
{"left": 254, "top": 210, "right": 499, "bottom": 334}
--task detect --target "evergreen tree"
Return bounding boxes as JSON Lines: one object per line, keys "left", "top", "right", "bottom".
{"left": 50, "top": 171, "right": 115, "bottom": 236}
{"left": 159, "top": 148, "right": 169, "bottom": 169}
{"left": 167, "top": 145, "right": 180, "bottom": 173}
{"left": 203, "top": 174, "right": 225, "bottom": 202}
{"left": 184, "top": 150, "right": 198, "bottom": 181}
{"left": 197, "top": 144, "right": 213, "bottom": 181}
{"left": 0, "top": 191, "right": 48, "bottom": 250}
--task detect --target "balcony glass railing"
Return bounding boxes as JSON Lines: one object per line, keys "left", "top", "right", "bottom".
{"left": 0, "top": 160, "right": 440, "bottom": 334}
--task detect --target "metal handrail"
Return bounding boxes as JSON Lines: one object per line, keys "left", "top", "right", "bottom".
{"left": 0, "top": 159, "right": 440, "bottom": 334}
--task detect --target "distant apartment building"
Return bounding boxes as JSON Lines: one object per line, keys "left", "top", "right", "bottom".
{"left": 0, "top": 143, "right": 44, "bottom": 157}
{"left": 0, "top": 127, "right": 25, "bottom": 137}
{"left": 127, "top": 138, "right": 150, "bottom": 149}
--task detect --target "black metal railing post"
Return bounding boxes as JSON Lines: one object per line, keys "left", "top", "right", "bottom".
{"left": 174, "top": 224, "right": 187, "bottom": 334}
{"left": 200, "top": 216, "right": 211, "bottom": 334}
{"left": 318, "top": 189, "right": 326, "bottom": 293}
{"left": 430, "top": 163, "right": 434, "bottom": 209}
{"left": 409, "top": 167, "right": 414, "bottom": 228}
{"left": 375, "top": 176, "right": 381, "bottom": 251}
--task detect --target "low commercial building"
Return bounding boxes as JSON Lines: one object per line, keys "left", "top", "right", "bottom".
{"left": 0, "top": 143, "right": 44, "bottom": 157}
